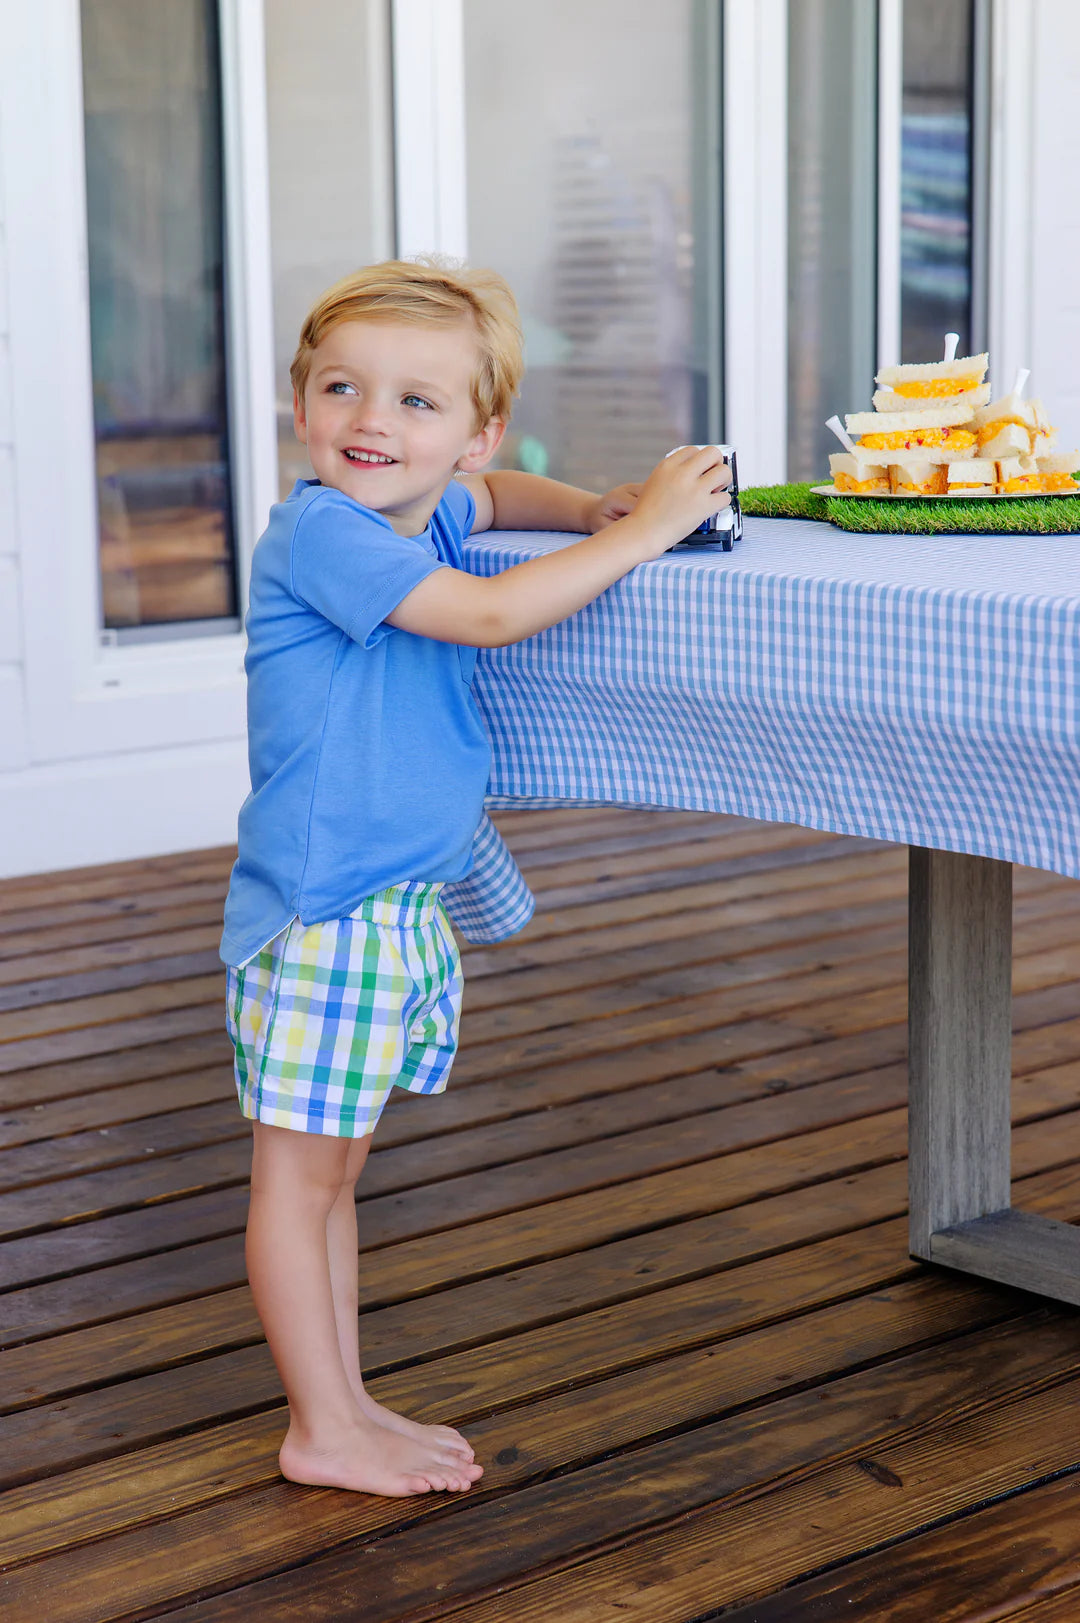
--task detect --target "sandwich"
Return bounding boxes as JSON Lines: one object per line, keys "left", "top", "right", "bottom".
{"left": 979, "top": 422, "right": 1032, "bottom": 463}
{"left": 945, "top": 458, "right": 996, "bottom": 496}
{"left": 973, "top": 388, "right": 1036, "bottom": 453}
{"left": 1037, "top": 452, "right": 1080, "bottom": 493}
{"left": 1030, "top": 400, "right": 1058, "bottom": 456}
{"left": 828, "top": 452, "right": 889, "bottom": 493}
{"left": 875, "top": 353, "right": 989, "bottom": 402}
{"left": 996, "top": 454, "right": 1042, "bottom": 494}
{"left": 889, "top": 459, "right": 947, "bottom": 497}
{"left": 873, "top": 381, "right": 990, "bottom": 415}
{"left": 846, "top": 401, "right": 978, "bottom": 459}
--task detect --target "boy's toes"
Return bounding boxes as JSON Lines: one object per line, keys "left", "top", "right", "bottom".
{"left": 437, "top": 1426, "right": 474, "bottom": 1458}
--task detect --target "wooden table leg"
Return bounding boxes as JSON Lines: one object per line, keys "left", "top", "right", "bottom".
{"left": 908, "top": 845, "right": 1080, "bottom": 1304}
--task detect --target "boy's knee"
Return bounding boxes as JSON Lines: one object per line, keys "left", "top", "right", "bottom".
{"left": 250, "top": 1121, "right": 353, "bottom": 1207}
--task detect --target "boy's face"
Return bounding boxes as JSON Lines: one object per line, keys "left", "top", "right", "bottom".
{"left": 293, "top": 318, "right": 504, "bottom": 536}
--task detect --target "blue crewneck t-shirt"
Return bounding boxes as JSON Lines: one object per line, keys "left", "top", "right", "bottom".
{"left": 220, "top": 477, "right": 492, "bottom": 967}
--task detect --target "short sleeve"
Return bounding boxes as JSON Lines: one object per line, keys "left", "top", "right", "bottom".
{"left": 290, "top": 490, "right": 446, "bottom": 649}
{"left": 440, "top": 476, "right": 477, "bottom": 538}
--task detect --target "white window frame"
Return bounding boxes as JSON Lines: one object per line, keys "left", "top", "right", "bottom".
{"left": 1, "top": 0, "right": 276, "bottom": 765}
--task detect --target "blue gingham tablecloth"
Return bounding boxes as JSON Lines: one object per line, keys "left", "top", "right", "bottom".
{"left": 442, "top": 514, "right": 1080, "bottom": 943}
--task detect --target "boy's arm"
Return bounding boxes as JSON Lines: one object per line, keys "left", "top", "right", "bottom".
{"left": 387, "top": 448, "right": 730, "bottom": 650}
{"left": 461, "top": 470, "right": 602, "bottom": 535}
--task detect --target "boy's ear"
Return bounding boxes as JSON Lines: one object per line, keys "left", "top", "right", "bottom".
{"left": 456, "top": 417, "right": 506, "bottom": 474}
{"left": 292, "top": 388, "right": 308, "bottom": 444}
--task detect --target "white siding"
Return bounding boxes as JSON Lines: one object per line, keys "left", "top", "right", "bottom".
{"left": 0, "top": 137, "right": 29, "bottom": 771}
{"left": 1030, "top": 0, "right": 1080, "bottom": 451}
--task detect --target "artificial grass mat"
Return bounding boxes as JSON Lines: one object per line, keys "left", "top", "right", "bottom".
{"left": 741, "top": 481, "right": 1080, "bottom": 535}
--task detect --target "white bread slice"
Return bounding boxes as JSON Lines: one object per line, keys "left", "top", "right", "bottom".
{"left": 847, "top": 404, "right": 976, "bottom": 434}
{"left": 1030, "top": 398, "right": 1053, "bottom": 432}
{"left": 997, "top": 455, "right": 1042, "bottom": 490}
{"left": 873, "top": 382, "right": 990, "bottom": 415}
{"left": 876, "top": 354, "right": 988, "bottom": 386}
{"left": 947, "top": 459, "right": 996, "bottom": 485}
{"left": 944, "top": 486, "right": 995, "bottom": 497}
{"left": 889, "top": 459, "right": 947, "bottom": 495}
{"left": 1032, "top": 429, "right": 1059, "bottom": 456}
{"left": 973, "top": 392, "right": 1036, "bottom": 431}
{"left": 979, "top": 423, "right": 1031, "bottom": 461}
{"left": 828, "top": 452, "right": 888, "bottom": 483}
{"left": 1038, "top": 452, "right": 1080, "bottom": 475}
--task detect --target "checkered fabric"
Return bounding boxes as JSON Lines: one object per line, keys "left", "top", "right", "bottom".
{"left": 226, "top": 882, "right": 460, "bottom": 1138}
{"left": 439, "top": 516, "right": 1080, "bottom": 946}
{"left": 442, "top": 807, "right": 536, "bottom": 943}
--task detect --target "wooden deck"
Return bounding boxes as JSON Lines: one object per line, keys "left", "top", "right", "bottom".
{"left": 4, "top": 807, "right": 1080, "bottom": 1620}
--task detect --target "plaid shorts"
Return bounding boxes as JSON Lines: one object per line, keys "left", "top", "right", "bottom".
{"left": 225, "top": 882, "right": 462, "bottom": 1138}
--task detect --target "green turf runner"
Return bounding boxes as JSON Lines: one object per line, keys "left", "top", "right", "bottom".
{"left": 741, "top": 481, "right": 1080, "bottom": 535}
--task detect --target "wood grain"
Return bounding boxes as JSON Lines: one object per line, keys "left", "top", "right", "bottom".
{"left": 2, "top": 809, "right": 1080, "bottom": 1623}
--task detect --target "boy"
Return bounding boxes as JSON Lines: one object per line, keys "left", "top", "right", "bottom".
{"left": 221, "top": 258, "right": 731, "bottom": 1498}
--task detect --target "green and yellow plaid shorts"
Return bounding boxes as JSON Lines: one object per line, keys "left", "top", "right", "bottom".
{"left": 225, "top": 882, "right": 461, "bottom": 1138}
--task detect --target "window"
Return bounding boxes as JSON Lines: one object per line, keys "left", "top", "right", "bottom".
{"left": 81, "top": 0, "right": 237, "bottom": 637}
{"left": 462, "top": 0, "right": 723, "bottom": 492}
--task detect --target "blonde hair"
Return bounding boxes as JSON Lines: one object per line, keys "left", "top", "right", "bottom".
{"left": 290, "top": 256, "right": 524, "bottom": 426}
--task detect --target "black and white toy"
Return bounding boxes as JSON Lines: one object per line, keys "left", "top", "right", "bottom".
{"left": 664, "top": 444, "right": 743, "bottom": 552}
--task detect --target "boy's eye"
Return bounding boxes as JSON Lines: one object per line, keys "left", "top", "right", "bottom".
{"left": 403, "top": 394, "right": 434, "bottom": 411}
{"left": 327, "top": 381, "right": 356, "bottom": 395}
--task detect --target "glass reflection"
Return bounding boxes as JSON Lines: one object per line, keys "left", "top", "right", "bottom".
{"left": 463, "top": 0, "right": 721, "bottom": 493}
{"left": 901, "top": 0, "right": 976, "bottom": 361}
{"left": 82, "top": 0, "right": 235, "bottom": 631}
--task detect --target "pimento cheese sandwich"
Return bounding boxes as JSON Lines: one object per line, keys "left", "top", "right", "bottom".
{"left": 888, "top": 459, "right": 948, "bottom": 497}
{"left": 945, "top": 458, "right": 995, "bottom": 495}
{"left": 828, "top": 452, "right": 889, "bottom": 494}
{"left": 1037, "top": 452, "right": 1080, "bottom": 493}
{"left": 875, "top": 353, "right": 989, "bottom": 398}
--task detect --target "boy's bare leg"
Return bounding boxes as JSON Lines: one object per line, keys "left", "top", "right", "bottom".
{"left": 246, "top": 1121, "right": 482, "bottom": 1495}
{"left": 325, "top": 1135, "right": 476, "bottom": 1460}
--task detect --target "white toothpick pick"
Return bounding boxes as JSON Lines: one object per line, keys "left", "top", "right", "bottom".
{"left": 826, "top": 415, "right": 858, "bottom": 454}
{"left": 1012, "top": 367, "right": 1031, "bottom": 399}
{"left": 943, "top": 332, "right": 960, "bottom": 363}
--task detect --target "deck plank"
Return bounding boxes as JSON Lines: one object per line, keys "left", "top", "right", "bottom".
{"left": 1, "top": 809, "right": 1080, "bottom": 1623}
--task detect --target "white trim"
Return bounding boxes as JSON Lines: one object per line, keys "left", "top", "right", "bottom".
{"left": 219, "top": 0, "right": 278, "bottom": 616}
{"left": 988, "top": 0, "right": 1035, "bottom": 387}
{"left": 367, "top": 0, "right": 397, "bottom": 262}
{"left": 723, "top": 0, "right": 788, "bottom": 485}
{"left": 391, "top": 0, "right": 468, "bottom": 259}
{"left": 0, "top": 738, "right": 249, "bottom": 877}
{"left": 0, "top": 1, "right": 273, "bottom": 762}
{"left": 876, "top": 0, "right": 903, "bottom": 369}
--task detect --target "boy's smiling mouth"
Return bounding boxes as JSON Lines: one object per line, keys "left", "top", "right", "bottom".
{"left": 342, "top": 448, "right": 398, "bottom": 465}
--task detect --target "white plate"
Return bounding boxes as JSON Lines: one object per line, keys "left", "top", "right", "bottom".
{"left": 810, "top": 485, "right": 1080, "bottom": 501}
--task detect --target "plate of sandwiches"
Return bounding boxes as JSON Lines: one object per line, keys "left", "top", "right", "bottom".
{"left": 813, "top": 345, "right": 1080, "bottom": 499}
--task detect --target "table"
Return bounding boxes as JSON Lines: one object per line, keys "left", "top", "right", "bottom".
{"left": 447, "top": 515, "right": 1080, "bottom": 1306}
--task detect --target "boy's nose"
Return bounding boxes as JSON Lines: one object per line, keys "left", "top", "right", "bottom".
{"left": 351, "top": 399, "right": 394, "bottom": 434}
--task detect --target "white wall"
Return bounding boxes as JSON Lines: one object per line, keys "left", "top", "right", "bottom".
{"left": 0, "top": 103, "right": 29, "bottom": 776}
{"left": 1030, "top": 0, "right": 1080, "bottom": 452}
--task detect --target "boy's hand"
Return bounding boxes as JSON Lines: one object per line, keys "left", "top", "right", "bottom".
{"left": 586, "top": 482, "right": 643, "bottom": 531}
{"left": 616, "top": 447, "right": 732, "bottom": 557}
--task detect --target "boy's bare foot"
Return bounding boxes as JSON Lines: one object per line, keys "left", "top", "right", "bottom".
{"left": 354, "top": 1387, "right": 476, "bottom": 1462}
{"left": 279, "top": 1413, "right": 483, "bottom": 1496}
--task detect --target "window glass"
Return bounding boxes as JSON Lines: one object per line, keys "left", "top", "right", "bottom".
{"left": 264, "top": 0, "right": 393, "bottom": 499}
{"left": 81, "top": 0, "right": 236, "bottom": 634}
{"left": 463, "top": 0, "right": 722, "bottom": 494}
{"left": 901, "top": 0, "right": 976, "bottom": 361}
{"left": 786, "top": 0, "right": 878, "bottom": 483}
